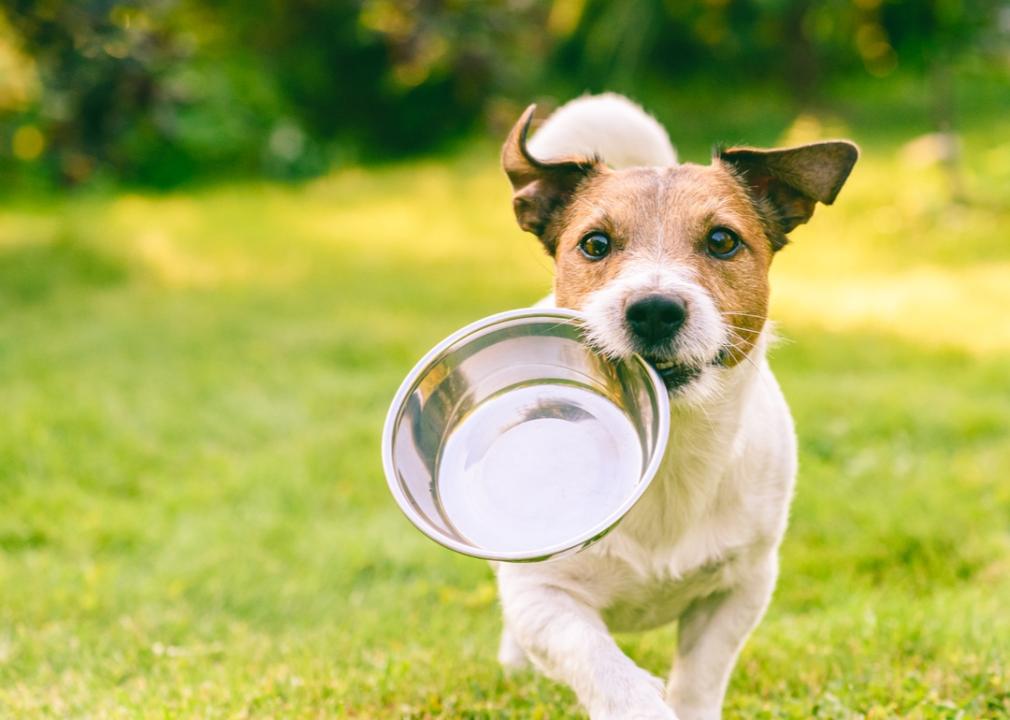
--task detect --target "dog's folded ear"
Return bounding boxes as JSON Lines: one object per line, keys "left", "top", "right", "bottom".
{"left": 719, "top": 141, "right": 859, "bottom": 249}
{"left": 502, "top": 104, "right": 601, "bottom": 255}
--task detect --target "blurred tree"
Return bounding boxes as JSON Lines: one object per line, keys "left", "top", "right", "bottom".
{"left": 0, "top": 0, "right": 1004, "bottom": 188}
{"left": 0, "top": 0, "right": 552, "bottom": 185}
{"left": 213, "top": 0, "right": 551, "bottom": 157}
{"left": 877, "top": 0, "right": 1002, "bottom": 201}
{"left": 3, "top": 1, "right": 189, "bottom": 184}
{"left": 549, "top": 0, "right": 1003, "bottom": 103}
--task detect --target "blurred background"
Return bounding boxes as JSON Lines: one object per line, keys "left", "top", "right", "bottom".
{"left": 2, "top": 1, "right": 1009, "bottom": 718}
{"left": 1, "top": 0, "right": 1008, "bottom": 187}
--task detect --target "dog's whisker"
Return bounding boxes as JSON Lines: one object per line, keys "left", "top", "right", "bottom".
{"left": 723, "top": 338, "right": 766, "bottom": 378}
{"left": 721, "top": 314, "right": 769, "bottom": 324}
{"left": 727, "top": 326, "right": 765, "bottom": 337}
{"left": 721, "top": 310, "right": 768, "bottom": 318}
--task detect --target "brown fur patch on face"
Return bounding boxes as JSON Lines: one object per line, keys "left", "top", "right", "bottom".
{"left": 552, "top": 163, "right": 774, "bottom": 367}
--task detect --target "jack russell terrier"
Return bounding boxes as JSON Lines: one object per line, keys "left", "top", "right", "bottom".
{"left": 492, "top": 94, "right": 858, "bottom": 719}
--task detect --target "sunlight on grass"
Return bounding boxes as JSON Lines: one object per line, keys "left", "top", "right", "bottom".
{"left": 1, "top": 123, "right": 1008, "bottom": 718}
{"left": 767, "top": 130, "right": 1010, "bottom": 354}
{"left": 773, "top": 262, "right": 1010, "bottom": 355}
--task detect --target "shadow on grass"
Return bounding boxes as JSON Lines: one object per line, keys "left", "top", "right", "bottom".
{"left": 0, "top": 235, "right": 128, "bottom": 305}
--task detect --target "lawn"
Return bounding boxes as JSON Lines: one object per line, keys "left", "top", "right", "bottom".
{"left": 2, "top": 85, "right": 1010, "bottom": 718}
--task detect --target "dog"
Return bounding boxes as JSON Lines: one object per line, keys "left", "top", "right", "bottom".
{"left": 494, "top": 94, "right": 858, "bottom": 719}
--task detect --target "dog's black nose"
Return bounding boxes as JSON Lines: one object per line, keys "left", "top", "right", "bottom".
{"left": 626, "top": 294, "right": 687, "bottom": 345}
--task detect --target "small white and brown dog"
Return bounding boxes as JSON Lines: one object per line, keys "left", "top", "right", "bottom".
{"left": 493, "top": 94, "right": 858, "bottom": 719}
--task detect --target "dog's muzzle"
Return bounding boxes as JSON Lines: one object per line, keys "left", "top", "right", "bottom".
{"left": 625, "top": 293, "right": 686, "bottom": 347}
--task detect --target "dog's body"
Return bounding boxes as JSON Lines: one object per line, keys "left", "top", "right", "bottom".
{"left": 494, "top": 95, "right": 857, "bottom": 719}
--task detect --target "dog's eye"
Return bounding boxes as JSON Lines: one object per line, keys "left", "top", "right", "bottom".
{"left": 706, "top": 228, "right": 742, "bottom": 259}
{"left": 579, "top": 232, "right": 611, "bottom": 260}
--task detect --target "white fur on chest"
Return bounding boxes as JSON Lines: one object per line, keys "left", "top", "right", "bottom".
{"left": 497, "top": 349, "right": 797, "bottom": 635}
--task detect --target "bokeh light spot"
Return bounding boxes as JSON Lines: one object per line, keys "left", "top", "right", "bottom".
{"left": 12, "top": 124, "right": 44, "bottom": 160}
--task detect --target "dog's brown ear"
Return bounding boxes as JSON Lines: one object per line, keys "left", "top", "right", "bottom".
{"left": 719, "top": 140, "right": 858, "bottom": 249}
{"left": 502, "top": 104, "right": 600, "bottom": 255}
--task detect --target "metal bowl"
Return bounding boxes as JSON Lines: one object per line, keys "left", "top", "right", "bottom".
{"left": 381, "top": 308, "right": 670, "bottom": 562}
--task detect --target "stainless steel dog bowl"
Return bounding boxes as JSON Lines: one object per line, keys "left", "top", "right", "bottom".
{"left": 381, "top": 308, "right": 670, "bottom": 562}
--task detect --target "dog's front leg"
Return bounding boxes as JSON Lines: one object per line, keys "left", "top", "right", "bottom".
{"left": 666, "top": 557, "right": 777, "bottom": 720}
{"left": 498, "top": 571, "right": 676, "bottom": 719}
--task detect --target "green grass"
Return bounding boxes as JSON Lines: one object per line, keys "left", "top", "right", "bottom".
{"left": 2, "top": 95, "right": 1010, "bottom": 718}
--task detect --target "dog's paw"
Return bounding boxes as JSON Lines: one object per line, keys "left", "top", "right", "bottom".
{"left": 593, "top": 698, "right": 677, "bottom": 720}
{"left": 590, "top": 670, "right": 678, "bottom": 720}
{"left": 665, "top": 687, "right": 720, "bottom": 720}
{"left": 664, "top": 700, "right": 718, "bottom": 720}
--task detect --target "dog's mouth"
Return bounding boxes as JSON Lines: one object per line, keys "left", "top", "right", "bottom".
{"left": 642, "top": 349, "right": 729, "bottom": 391}
{"left": 642, "top": 356, "right": 702, "bottom": 390}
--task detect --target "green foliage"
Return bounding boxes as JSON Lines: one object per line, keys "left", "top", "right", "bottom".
{"left": 553, "top": 0, "right": 1003, "bottom": 97}
{"left": 1, "top": 1, "right": 1007, "bottom": 188}
{"left": 0, "top": 1, "right": 297, "bottom": 186}
{"left": 0, "top": 0, "right": 552, "bottom": 187}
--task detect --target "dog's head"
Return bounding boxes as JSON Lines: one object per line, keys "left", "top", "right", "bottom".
{"left": 503, "top": 104, "right": 858, "bottom": 403}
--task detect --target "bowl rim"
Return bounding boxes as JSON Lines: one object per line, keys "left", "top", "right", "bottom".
{"left": 381, "top": 307, "right": 671, "bottom": 562}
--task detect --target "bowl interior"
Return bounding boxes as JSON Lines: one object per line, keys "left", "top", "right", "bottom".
{"left": 384, "top": 310, "right": 668, "bottom": 561}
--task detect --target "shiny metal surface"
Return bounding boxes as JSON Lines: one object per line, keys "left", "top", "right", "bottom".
{"left": 381, "top": 308, "right": 670, "bottom": 562}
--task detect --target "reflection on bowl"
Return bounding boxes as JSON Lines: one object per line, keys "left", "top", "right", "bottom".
{"left": 382, "top": 308, "right": 669, "bottom": 562}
